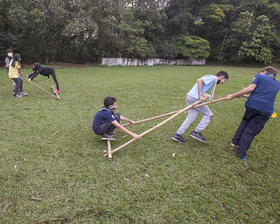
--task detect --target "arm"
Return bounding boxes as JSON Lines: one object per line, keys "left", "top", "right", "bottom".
{"left": 226, "top": 84, "right": 256, "bottom": 100}
{"left": 4, "top": 58, "right": 9, "bottom": 68}
{"left": 28, "top": 71, "right": 36, "bottom": 78}
{"left": 111, "top": 120, "right": 140, "bottom": 139}
{"left": 28, "top": 70, "right": 40, "bottom": 80}
{"left": 197, "top": 78, "right": 207, "bottom": 102}
{"left": 18, "top": 68, "right": 24, "bottom": 77}
{"left": 120, "top": 115, "right": 135, "bottom": 125}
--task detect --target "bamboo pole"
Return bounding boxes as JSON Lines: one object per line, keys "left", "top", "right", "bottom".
{"left": 104, "top": 97, "right": 227, "bottom": 157}
{"left": 51, "top": 85, "right": 60, "bottom": 99}
{"left": 22, "top": 76, "right": 59, "bottom": 99}
{"left": 122, "top": 110, "right": 179, "bottom": 126}
{"left": 107, "top": 140, "right": 112, "bottom": 160}
{"left": 123, "top": 97, "right": 226, "bottom": 126}
{"left": 32, "top": 78, "right": 52, "bottom": 89}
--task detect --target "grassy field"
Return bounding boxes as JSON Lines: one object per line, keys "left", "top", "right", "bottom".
{"left": 0, "top": 64, "right": 279, "bottom": 224}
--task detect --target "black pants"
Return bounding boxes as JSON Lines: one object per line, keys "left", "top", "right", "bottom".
{"left": 50, "top": 70, "right": 59, "bottom": 90}
{"left": 94, "top": 114, "right": 120, "bottom": 135}
{"left": 232, "top": 107, "right": 270, "bottom": 157}
{"left": 12, "top": 77, "right": 23, "bottom": 95}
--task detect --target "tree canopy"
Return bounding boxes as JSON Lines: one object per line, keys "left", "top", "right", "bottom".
{"left": 1, "top": 0, "right": 279, "bottom": 65}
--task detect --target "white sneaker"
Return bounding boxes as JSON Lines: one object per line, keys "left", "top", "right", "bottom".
{"left": 231, "top": 143, "right": 238, "bottom": 147}
{"left": 21, "top": 92, "right": 29, "bottom": 96}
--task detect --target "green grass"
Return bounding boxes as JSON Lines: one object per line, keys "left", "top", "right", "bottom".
{"left": 0, "top": 65, "right": 279, "bottom": 224}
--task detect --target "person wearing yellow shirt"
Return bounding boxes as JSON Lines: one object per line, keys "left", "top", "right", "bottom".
{"left": 8, "top": 53, "right": 28, "bottom": 98}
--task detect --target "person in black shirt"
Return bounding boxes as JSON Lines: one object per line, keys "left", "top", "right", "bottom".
{"left": 28, "top": 63, "right": 60, "bottom": 93}
{"left": 5, "top": 49, "right": 16, "bottom": 94}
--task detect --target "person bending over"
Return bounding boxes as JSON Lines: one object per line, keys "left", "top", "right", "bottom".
{"left": 172, "top": 71, "right": 229, "bottom": 144}
{"left": 28, "top": 63, "right": 60, "bottom": 93}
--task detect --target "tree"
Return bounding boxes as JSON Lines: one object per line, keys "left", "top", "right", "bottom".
{"left": 174, "top": 35, "right": 210, "bottom": 60}
{"left": 238, "top": 15, "right": 274, "bottom": 64}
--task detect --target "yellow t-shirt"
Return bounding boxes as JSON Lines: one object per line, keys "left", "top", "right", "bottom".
{"left": 8, "top": 60, "right": 21, "bottom": 79}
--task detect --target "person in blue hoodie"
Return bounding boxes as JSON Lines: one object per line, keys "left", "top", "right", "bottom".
{"left": 226, "top": 66, "right": 280, "bottom": 160}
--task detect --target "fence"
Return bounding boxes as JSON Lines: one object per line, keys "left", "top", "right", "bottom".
{"left": 102, "top": 58, "right": 206, "bottom": 66}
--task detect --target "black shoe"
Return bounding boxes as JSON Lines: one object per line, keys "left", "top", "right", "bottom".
{"left": 190, "top": 131, "right": 208, "bottom": 143}
{"left": 172, "top": 133, "right": 187, "bottom": 143}
{"left": 13, "top": 94, "right": 22, "bottom": 98}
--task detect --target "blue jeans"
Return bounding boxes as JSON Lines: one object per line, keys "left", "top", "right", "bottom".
{"left": 94, "top": 113, "right": 120, "bottom": 135}
{"left": 232, "top": 107, "right": 270, "bottom": 157}
{"left": 11, "top": 77, "right": 23, "bottom": 95}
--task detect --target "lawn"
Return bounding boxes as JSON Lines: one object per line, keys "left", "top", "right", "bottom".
{"left": 0, "top": 64, "right": 279, "bottom": 224}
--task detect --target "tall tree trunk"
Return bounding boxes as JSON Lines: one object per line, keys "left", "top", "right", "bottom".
{"left": 218, "top": 30, "right": 228, "bottom": 63}
{"left": 45, "top": 47, "right": 49, "bottom": 64}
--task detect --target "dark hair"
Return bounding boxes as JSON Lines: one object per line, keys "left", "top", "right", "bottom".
{"left": 104, "top": 97, "right": 116, "bottom": 108}
{"left": 33, "top": 62, "right": 41, "bottom": 71}
{"left": 11, "top": 53, "right": 21, "bottom": 67}
{"left": 6, "top": 49, "right": 13, "bottom": 54}
{"left": 259, "top": 66, "right": 278, "bottom": 77}
{"left": 216, "top": 71, "right": 229, "bottom": 79}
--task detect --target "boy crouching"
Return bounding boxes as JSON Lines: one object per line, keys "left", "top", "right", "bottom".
{"left": 92, "top": 97, "right": 140, "bottom": 141}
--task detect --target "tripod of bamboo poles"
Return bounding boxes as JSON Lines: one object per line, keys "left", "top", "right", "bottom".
{"left": 104, "top": 97, "right": 227, "bottom": 160}
{"left": 22, "top": 76, "right": 60, "bottom": 99}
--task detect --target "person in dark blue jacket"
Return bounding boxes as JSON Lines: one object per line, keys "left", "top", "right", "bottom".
{"left": 28, "top": 63, "right": 60, "bottom": 93}
{"left": 92, "top": 97, "right": 140, "bottom": 141}
{"left": 226, "top": 66, "right": 280, "bottom": 160}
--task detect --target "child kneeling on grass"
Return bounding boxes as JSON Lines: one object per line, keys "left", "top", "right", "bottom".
{"left": 92, "top": 97, "right": 141, "bottom": 141}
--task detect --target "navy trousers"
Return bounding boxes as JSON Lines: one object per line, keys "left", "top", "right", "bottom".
{"left": 94, "top": 113, "right": 120, "bottom": 135}
{"left": 232, "top": 107, "right": 270, "bottom": 157}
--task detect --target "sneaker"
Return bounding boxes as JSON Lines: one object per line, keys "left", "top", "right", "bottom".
{"left": 13, "top": 94, "right": 22, "bottom": 98}
{"left": 12, "top": 90, "right": 15, "bottom": 95}
{"left": 237, "top": 154, "right": 246, "bottom": 161}
{"left": 101, "top": 134, "right": 116, "bottom": 141}
{"left": 190, "top": 131, "right": 208, "bottom": 143}
{"left": 54, "top": 89, "right": 60, "bottom": 93}
{"left": 172, "top": 133, "right": 187, "bottom": 143}
{"left": 231, "top": 143, "right": 238, "bottom": 147}
{"left": 20, "top": 92, "right": 29, "bottom": 96}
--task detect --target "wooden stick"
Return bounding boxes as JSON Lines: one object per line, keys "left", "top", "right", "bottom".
{"left": 104, "top": 101, "right": 200, "bottom": 157}
{"left": 51, "top": 85, "right": 60, "bottom": 99}
{"left": 122, "top": 110, "right": 179, "bottom": 126}
{"left": 104, "top": 97, "right": 227, "bottom": 157}
{"left": 123, "top": 97, "right": 226, "bottom": 126}
{"left": 107, "top": 140, "right": 112, "bottom": 160}
{"left": 2, "top": 202, "right": 12, "bottom": 214}
{"left": 22, "top": 76, "right": 59, "bottom": 99}
{"left": 51, "top": 130, "right": 61, "bottom": 136}
{"left": 32, "top": 78, "right": 52, "bottom": 89}
{"left": 30, "top": 197, "right": 42, "bottom": 201}
{"left": 31, "top": 217, "right": 67, "bottom": 224}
